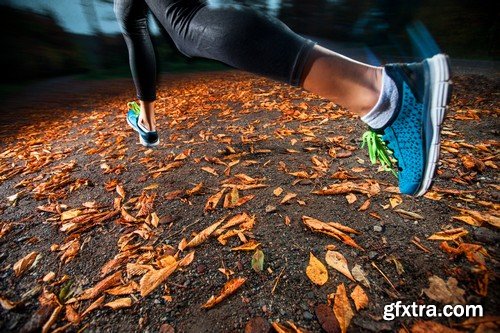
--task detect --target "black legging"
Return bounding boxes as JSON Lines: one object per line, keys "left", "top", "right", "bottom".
{"left": 113, "top": 0, "right": 316, "bottom": 101}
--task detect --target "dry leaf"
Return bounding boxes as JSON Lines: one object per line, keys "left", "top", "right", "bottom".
{"left": 325, "top": 251, "right": 354, "bottom": 281}
{"left": 345, "top": 193, "right": 357, "bottom": 204}
{"left": 423, "top": 276, "right": 465, "bottom": 304}
{"left": 178, "top": 251, "right": 196, "bottom": 268}
{"left": 79, "top": 271, "right": 122, "bottom": 300}
{"left": 186, "top": 182, "right": 203, "bottom": 196}
{"left": 280, "top": 192, "right": 297, "bottom": 204}
{"left": 333, "top": 283, "right": 354, "bottom": 333}
{"left": 273, "top": 187, "right": 283, "bottom": 196}
{"left": 350, "top": 285, "right": 368, "bottom": 311}
{"left": 315, "top": 303, "right": 341, "bottom": 333}
{"left": 150, "top": 212, "right": 159, "bottom": 227}
{"left": 13, "top": 251, "right": 39, "bottom": 277}
{"left": 140, "top": 261, "right": 179, "bottom": 297}
{"left": 104, "top": 297, "right": 132, "bottom": 310}
{"left": 231, "top": 240, "right": 260, "bottom": 251}
{"left": 302, "top": 216, "right": 363, "bottom": 250}
{"left": 186, "top": 220, "right": 222, "bottom": 248}
{"left": 81, "top": 295, "right": 104, "bottom": 317}
{"left": 306, "top": 253, "right": 328, "bottom": 286}
{"left": 204, "top": 189, "right": 225, "bottom": 212}
{"left": 201, "top": 277, "right": 246, "bottom": 309}
{"left": 351, "top": 264, "right": 370, "bottom": 288}
{"left": 428, "top": 228, "right": 468, "bottom": 241}
{"left": 105, "top": 282, "right": 138, "bottom": 296}
{"left": 116, "top": 184, "right": 125, "bottom": 199}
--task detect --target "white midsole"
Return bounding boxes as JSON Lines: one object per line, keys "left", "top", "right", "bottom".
{"left": 415, "top": 54, "right": 451, "bottom": 196}
{"left": 126, "top": 116, "right": 160, "bottom": 148}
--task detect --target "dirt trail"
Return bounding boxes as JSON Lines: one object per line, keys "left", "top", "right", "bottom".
{"left": 0, "top": 71, "right": 499, "bottom": 332}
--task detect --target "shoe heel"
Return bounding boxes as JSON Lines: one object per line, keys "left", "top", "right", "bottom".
{"left": 139, "top": 135, "right": 160, "bottom": 147}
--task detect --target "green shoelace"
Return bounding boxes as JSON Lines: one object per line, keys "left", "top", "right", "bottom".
{"left": 127, "top": 101, "right": 141, "bottom": 115}
{"left": 361, "top": 130, "right": 397, "bottom": 176}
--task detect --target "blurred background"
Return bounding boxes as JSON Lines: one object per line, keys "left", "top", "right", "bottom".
{"left": 0, "top": 0, "right": 498, "bottom": 98}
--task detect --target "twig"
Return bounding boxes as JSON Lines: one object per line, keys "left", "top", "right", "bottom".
{"left": 411, "top": 237, "right": 431, "bottom": 253}
{"left": 168, "top": 218, "right": 203, "bottom": 238}
{"left": 371, "top": 261, "right": 398, "bottom": 293}
{"left": 271, "top": 265, "right": 287, "bottom": 295}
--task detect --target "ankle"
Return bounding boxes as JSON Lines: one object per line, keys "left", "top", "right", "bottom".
{"left": 139, "top": 117, "right": 156, "bottom": 131}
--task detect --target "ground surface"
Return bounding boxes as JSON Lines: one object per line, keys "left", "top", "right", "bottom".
{"left": 0, "top": 71, "right": 498, "bottom": 333}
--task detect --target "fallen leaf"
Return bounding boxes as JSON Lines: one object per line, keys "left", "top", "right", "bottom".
{"left": 306, "top": 252, "right": 328, "bottom": 286}
{"left": 245, "top": 317, "right": 271, "bottom": 333}
{"left": 325, "top": 251, "right": 354, "bottom": 281}
{"left": 350, "top": 285, "right": 368, "bottom": 311}
{"left": 231, "top": 240, "right": 260, "bottom": 251}
{"left": 104, "top": 297, "right": 132, "bottom": 310}
{"left": 251, "top": 249, "right": 265, "bottom": 272}
{"left": 81, "top": 295, "right": 104, "bottom": 317}
{"left": 13, "top": 251, "right": 39, "bottom": 277}
{"left": 273, "top": 187, "right": 283, "bottom": 196}
{"left": 201, "top": 277, "right": 246, "bottom": 309}
{"left": 423, "top": 276, "right": 465, "bottom": 304}
{"left": 302, "top": 216, "right": 363, "bottom": 250}
{"left": 333, "top": 283, "right": 354, "bottom": 333}
{"left": 345, "top": 193, "right": 357, "bottom": 204}
{"left": 202, "top": 166, "right": 219, "bottom": 176}
{"left": 186, "top": 182, "right": 203, "bottom": 196}
{"left": 186, "top": 220, "right": 223, "bottom": 248}
{"left": 428, "top": 228, "right": 468, "bottom": 241}
{"left": 116, "top": 184, "right": 125, "bottom": 199}
{"left": 79, "top": 271, "right": 122, "bottom": 300}
{"left": 315, "top": 303, "right": 341, "bottom": 333}
{"left": 280, "top": 192, "right": 297, "bottom": 204}
{"left": 140, "top": 261, "right": 179, "bottom": 297}
{"left": 204, "top": 189, "right": 225, "bottom": 212}
{"left": 351, "top": 265, "right": 370, "bottom": 288}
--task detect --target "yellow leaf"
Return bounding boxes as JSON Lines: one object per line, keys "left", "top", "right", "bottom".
{"left": 306, "top": 253, "right": 328, "bottom": 286}
{"left": 201, "top": 277, "right": 246, "bottom": 309}
{"left": 231, "top": 240, "right": 260, "bottom": 251}
{"left": 13, "top": 251, "right": 39, "bottom": 277}
{"left": 150, "top": 212, "right": 159, "bottom": 228}
{"left": 345, "top": 193, "right": 357, "bottom": 204}
{"left": 350, "top": 285, "right": 368, "bottom": 311}
{"left": 333, "top": 283, "right": 354, "bottom": 333}
{"left": 140, "top": 261, "right": 179, "bottom": 297}
{"left": 104, "top": 297, "right": 132, "bottom": 310}
{"left": 428, "top": 228, "right": 468, "bottom": 241}
{"left": 280, "top": 192, "right": 297, "bottom": 204}
{"left": 273, "top": 187, "right": 283, "bottom": 196}
{"left": 61, "top": 209, "right": 81, "bottom": 221}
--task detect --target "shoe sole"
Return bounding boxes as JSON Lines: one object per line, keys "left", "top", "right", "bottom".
{"left": 126, "top": 116, "right": 160, "bottom": 148}
{"left": 415, "top": 54, "right": 452, "bottom": 196}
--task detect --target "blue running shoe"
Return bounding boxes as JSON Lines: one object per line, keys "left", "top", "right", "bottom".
{"left": 126, "top": 101, "right": 159, "bottom": 147}
{"left": 363, "top": 54, "right": 452, "bottom": 196}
